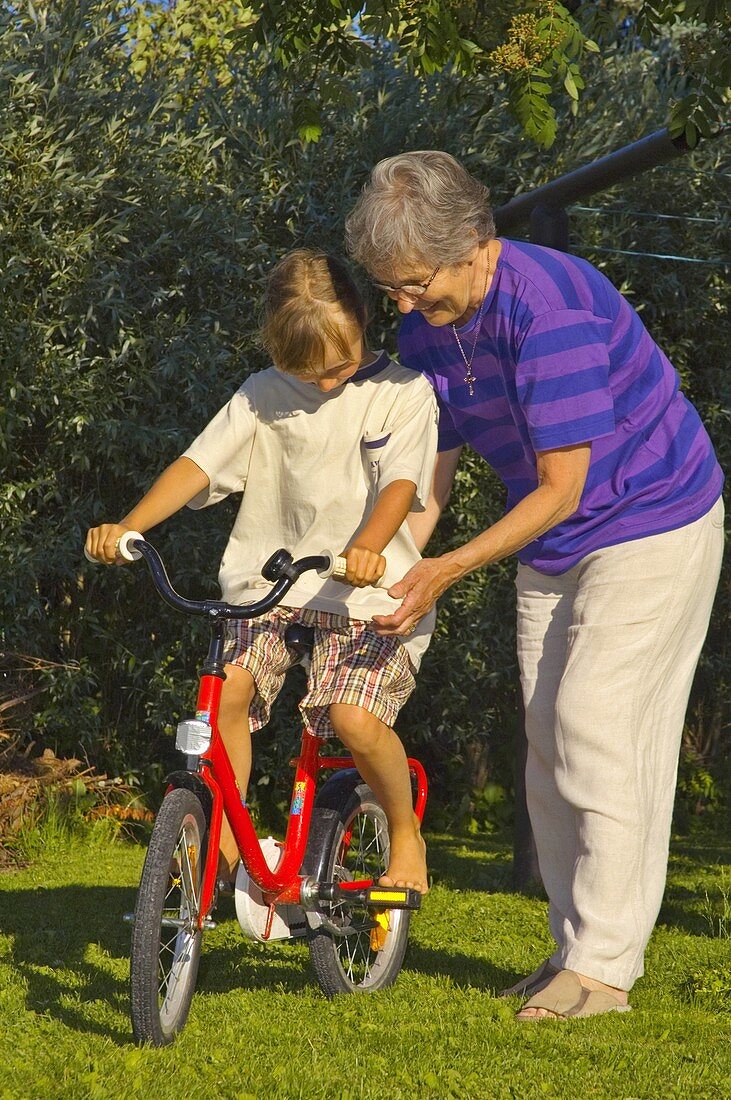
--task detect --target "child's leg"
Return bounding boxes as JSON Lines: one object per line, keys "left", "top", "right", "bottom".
{"left": 329, "top": 702, "right": 428, "bottom": 893}
{"left": 217, "top": 664, "right": 256, "bottom": 880}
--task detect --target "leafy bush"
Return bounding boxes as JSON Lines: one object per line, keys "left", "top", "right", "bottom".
{"left": 1, "top": 3, "right": 727, "bottom": 821}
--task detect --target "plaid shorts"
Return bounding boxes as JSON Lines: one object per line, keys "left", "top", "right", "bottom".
{"left": 222, "top": 606, "right": 416, "bottom": 739}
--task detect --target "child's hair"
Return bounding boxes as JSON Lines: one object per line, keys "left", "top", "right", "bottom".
{"left": 261, "top": 249, "right": 368, "bottom": 376}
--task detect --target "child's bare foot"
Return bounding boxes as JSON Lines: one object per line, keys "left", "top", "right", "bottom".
{"left": 379, "top": 818, "right": 428, "bottom": 894}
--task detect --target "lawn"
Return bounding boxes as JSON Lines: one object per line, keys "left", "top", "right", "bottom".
{"left": 0, "top": 821, "right": 728, "bottom": 1099}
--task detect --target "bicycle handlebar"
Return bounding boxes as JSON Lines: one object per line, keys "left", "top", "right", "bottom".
{"left": 85, "top": 532, "right": 384, "bottom": 620}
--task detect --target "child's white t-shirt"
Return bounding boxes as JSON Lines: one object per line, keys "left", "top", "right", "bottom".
{"left": 182, "top": 352, "right": 439, "bottom": 670}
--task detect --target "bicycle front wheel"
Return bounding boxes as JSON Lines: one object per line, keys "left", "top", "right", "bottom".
{"left": 306, "top": 782, "right": 411, "bottom": 997}
{"left": 130, "top": 787, "right": 206, "bottom": 1046}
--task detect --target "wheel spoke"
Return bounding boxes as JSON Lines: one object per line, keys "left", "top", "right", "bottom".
{"left": 179, "top": 835, "right": 199, "bottom": 915}
{"left": 332, "top": 806, "right": 390, "bottom": 985}
{"left": 308, "top": 793, "right": 410, "bottom": 998}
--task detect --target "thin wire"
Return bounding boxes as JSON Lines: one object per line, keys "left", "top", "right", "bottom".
{"left": 576, "top": 245, "right": 729, "bottom": 265}
{"left": 570, "top": 206, "right": 719, "bottom": 225}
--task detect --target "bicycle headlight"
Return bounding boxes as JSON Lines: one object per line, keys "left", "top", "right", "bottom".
{"left": 175, "top": 719, "right": 212, "bottom": 756}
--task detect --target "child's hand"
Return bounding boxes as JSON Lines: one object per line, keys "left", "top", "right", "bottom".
{"left": 85, "top": 523, "right": 132, "bottom": 565}
{"left": 341, "top": 546, "right": 386, "bottom": 588}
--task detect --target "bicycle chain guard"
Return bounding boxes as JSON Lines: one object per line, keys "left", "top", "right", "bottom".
{"left": 234, "top": 837, "right": 308, "bottom": 942}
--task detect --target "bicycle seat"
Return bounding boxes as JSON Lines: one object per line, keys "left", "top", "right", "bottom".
{"left": 284, "top": 623, "right": 315, "bottom": 659}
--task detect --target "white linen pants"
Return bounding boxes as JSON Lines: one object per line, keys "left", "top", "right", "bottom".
{"left": 516, "top": 497, "right": 724, "bottom": 990}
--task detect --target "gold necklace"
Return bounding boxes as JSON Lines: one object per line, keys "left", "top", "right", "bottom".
{"left": 451, "top": 247, "right": 492, "bottom": 397}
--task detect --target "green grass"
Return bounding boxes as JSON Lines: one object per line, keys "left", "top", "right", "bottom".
{"left": 0, "top": 821, "right": 729, "bottom": 1100}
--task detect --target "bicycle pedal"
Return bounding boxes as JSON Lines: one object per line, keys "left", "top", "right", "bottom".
{"left": 365, "top": 885, "right": 422, "bottom": 911}
{"left": 319, "top": 882, "right": 421, "bottom": 911}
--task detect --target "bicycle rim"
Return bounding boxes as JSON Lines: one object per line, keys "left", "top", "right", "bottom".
{"left": 158, "top": 814, "right": 202, "bottom": 1030}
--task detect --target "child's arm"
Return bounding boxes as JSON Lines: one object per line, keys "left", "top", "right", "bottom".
{"left": 85, "top": 456, "right": 209, "bottom": 564}
{"left": 343, "top": 479, "right": 416, "bottom": 587}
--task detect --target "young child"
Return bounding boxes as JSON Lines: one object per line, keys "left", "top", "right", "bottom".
{"left": 85, "top": 250, "right": 438, "bottom": 893}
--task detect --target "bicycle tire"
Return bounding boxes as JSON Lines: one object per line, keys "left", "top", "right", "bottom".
{"left": 305, "top": 781, "right": 411, "bottom": 997}
{"left": 130, "top": 787, "right": 206, "bottom": 1045}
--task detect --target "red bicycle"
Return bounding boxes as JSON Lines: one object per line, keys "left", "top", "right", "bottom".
{"left": 104, "top": 532, "right": 427, "bottom": 1046}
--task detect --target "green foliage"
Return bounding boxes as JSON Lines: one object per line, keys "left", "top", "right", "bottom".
{"left": 633, "top": 0, "right": 730, "bottom": 145}
{"left": 120, "top": 0, "right": 730, "bottom": 148}
{"left": 578, "top": 1, "right": 730, "bottom": 148}
{"left": 0, "top": 1, "right": 727, "bottom": 821}
{"left": 487, "top": 3, "right": 594, "bottom": 148}
{"left": 8, "top": 795, "right": 125, "bottom": 866}
{"left": 674, "top": 751, "right": 723, "bottom": 834}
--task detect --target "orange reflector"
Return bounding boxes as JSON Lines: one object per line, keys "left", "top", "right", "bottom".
{"left": 370, "top": 909, "right": 390, "bottom": 952}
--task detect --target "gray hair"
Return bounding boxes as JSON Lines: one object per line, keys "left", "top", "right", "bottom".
{"left": 345, "top": 151, "right": 495, "bottom": 279}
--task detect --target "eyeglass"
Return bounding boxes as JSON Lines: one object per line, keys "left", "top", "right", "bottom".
{"left": 372, "top": 264, "right": 441, "bottom": 299}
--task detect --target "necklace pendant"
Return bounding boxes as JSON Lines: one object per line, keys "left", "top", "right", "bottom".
{"left": 465, "top": 371, "right": 475, "bottom": 396}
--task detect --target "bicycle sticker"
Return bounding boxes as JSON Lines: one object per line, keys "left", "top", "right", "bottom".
{"left": 290, "top": 780, "right": 307, "bottom": 816}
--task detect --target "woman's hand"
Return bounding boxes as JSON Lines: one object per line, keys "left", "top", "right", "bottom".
{"left": 85, "top": 523, "right": 132, "bottom": 565}
{"left": 373, "top": 556, "right": 463, "bottom": 635}
{"left": 342, "top": 545, "right": 387, "bottom": 587}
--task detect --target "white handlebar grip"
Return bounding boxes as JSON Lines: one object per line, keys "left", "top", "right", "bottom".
{"left": 316, "top": 548, "right": 337, "bottom": 578}
{"left": 117, "top": 530, "right": 144, "bottom": 561}
{"left": 83, "top": 531, "right": 144, "bottom": 563}
{"left": 318, "top": 549, "right": 386, "bottom": 588}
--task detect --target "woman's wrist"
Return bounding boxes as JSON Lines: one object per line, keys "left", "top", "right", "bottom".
{"left": 437, "top": 550, "right": 471, "bottom": 587}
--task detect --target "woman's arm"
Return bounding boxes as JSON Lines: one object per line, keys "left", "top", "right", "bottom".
{"left": 373, "top": 442, "right": 591, "bottom": 632}
{"left": 406, "top": 446, "right": 463, "bottom": 552}
{"left": 84, "top": 456, "right": 210, "bottom": 564}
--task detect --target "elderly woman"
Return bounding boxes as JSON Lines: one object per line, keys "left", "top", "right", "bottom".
{"left": 345, "top": 151, "right": 724, "bottom": 1020}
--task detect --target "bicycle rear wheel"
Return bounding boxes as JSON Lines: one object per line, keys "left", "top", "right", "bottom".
{"left": 130, "top": 787, "right": 206, "bottom": 1046}
{"left": 306, "top": 782, "right": 411, "bottom": 997}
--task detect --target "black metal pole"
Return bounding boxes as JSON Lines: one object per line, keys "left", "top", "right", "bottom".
{"left": 529, "top": 203, "right": 570, "bottom": 251}
{"left": 494, "top": 127, "right": 687, "bottom": 236}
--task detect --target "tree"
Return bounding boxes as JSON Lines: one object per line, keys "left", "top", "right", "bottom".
{"left": 125, "top": 1, "right": 729, "bottom": 147}
{"left": 2, "top": 2, "right": 727, "bottom": 822}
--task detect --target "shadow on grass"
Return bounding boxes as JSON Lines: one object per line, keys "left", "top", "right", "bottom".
{"left": 428, "top": 827, "right": 731, "bottom": 932}
{"left": 405, "top": 942, "right": 517, "bottom": 994}
{"left": 0, "top": 885, "right": 136, "bottom": 1043}
{"left": 0, "top": 887, "right": 312, "bottom": 1045}
{"left": 426, "top": 833, "right": 546, "bottom": 899}
{"left": 3, "top": 824, "right": 726, "bottom": 1044}
{"left": 660, "top": 823, "right": 731, "bottom": 937}
{"left": 658, "top": 883, "right": 725, "bottom": 938}
{"left": 1, "top": 882, "right": 520, "bottom": 1046}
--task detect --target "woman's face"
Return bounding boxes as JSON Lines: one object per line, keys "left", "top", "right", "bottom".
{"left": 381, "top": 258, "right": 476, "bottom": 328}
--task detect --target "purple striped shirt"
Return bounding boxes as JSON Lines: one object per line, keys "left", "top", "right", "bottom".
{"left": 398, "top": 239, "right": 723, "bottom": 574}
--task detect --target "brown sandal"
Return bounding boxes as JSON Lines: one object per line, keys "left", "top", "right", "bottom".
{"left": 517, "top": 970, "right": 632, "bottom": 1020}
{"left": 499, "top": 959, "right": 558, "bottom": 998}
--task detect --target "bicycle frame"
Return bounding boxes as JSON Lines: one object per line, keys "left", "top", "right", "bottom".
{"left": 120, "top": 535, "right": 428, "bottom": 932}
{"left": 183, "top": 630, "right": 427, "bottom": 931}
